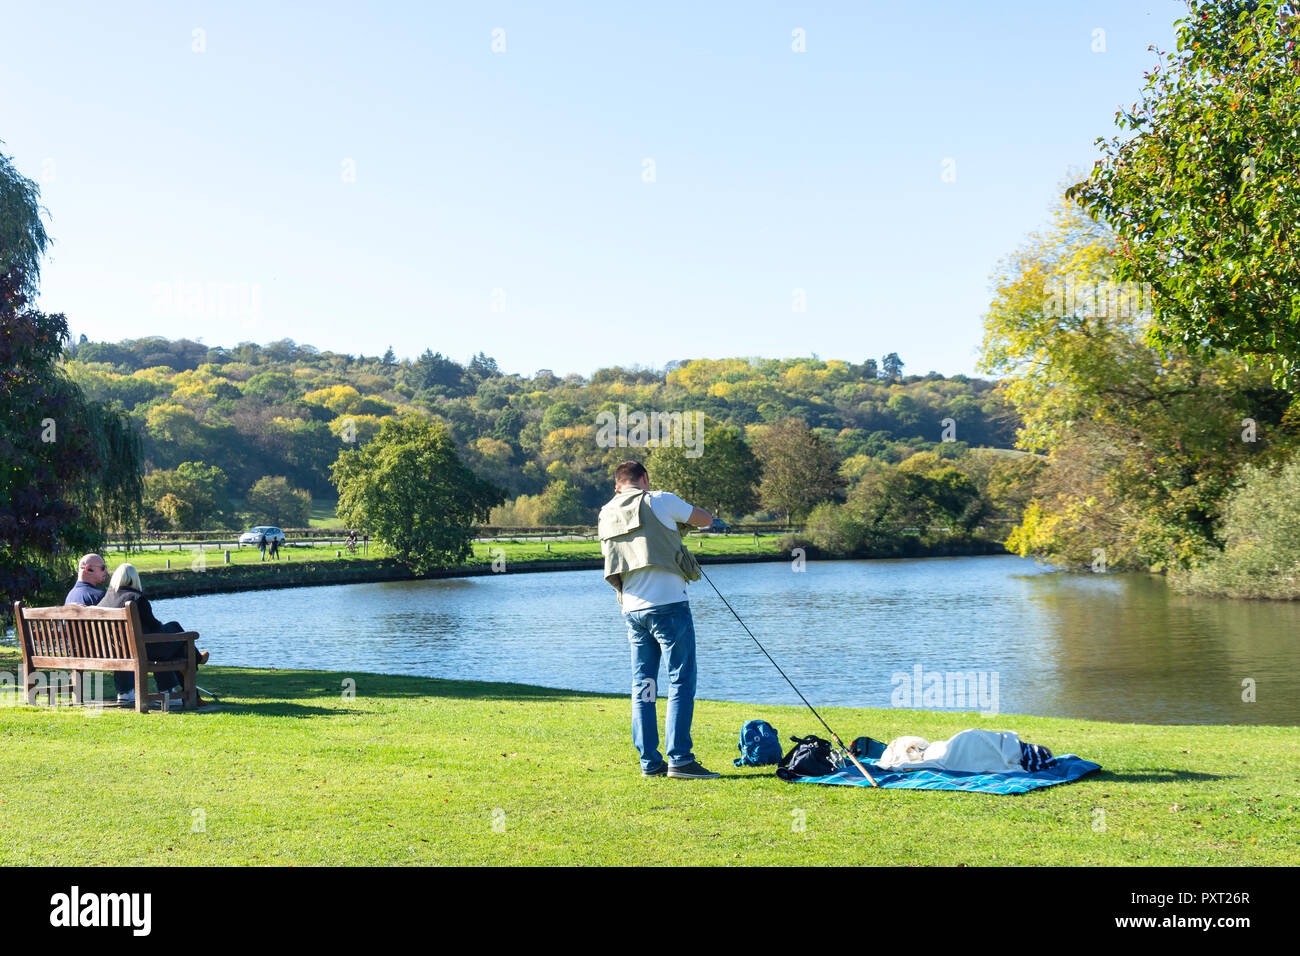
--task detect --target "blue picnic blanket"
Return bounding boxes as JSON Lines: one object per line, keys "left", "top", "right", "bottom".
{"left": 793, "top": 754, "right": 1101, "bottom": 794}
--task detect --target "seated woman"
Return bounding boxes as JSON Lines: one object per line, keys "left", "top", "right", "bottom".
{"left": 99, "top": 564, "right": 208, "bottom": 706}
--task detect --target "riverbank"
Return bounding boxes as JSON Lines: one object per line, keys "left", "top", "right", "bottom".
{"left": 126, "top": 538, "right": 1008, "bottom": 598}
{"left": 132, "top": 535, "right": 1008, "bottom": 599}
{"left": 0, "top": 649, "right": 1293, "bottom": 866}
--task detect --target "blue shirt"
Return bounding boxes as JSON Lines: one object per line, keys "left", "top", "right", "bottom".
{"left": 64, "top": 581, "right": 106, "bottom": 606}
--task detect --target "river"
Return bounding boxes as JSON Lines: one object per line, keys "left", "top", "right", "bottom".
{"left": 149, "top": 555, "right": 1298, "bottom": 725}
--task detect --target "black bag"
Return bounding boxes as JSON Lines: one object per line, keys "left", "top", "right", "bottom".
{"left": 775, "top": 734, "right": 836, "bottom": 781}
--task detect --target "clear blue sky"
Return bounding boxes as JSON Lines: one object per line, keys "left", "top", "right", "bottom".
{"left": 1, "top": 1, "right": 1182, "bottom": 378}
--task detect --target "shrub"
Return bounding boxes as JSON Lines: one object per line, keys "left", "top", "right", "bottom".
{"left": 1171, "top": 452, "right": 1300, "bottom": 599}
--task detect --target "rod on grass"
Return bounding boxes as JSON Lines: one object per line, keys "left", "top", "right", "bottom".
{"left": 697, "top": 565, "right": 878, "bottom": 787}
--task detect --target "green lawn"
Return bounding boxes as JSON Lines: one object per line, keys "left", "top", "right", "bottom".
{"left": 0, "top": 649, "right": 1294, "bottom": 866}
{"left": 116, "top": 535, "right": 787, "bottom": 573}
{"left": 307, "top": 498, "right": 339, "bottom": 529}
{"left": 123, "top": 543, "right": 382, "bottom": 571}
{"left": 465, "top": 534, "right": 785, "bottom": 564}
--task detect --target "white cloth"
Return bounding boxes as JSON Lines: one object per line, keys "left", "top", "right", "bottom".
{"left": 605, "top": 490, "right": 696, "bottom": 612}
{"left": 876, "top": 729, "right": 1025, "bottom": 773}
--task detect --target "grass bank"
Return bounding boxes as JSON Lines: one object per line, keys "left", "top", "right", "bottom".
{"left": 0, "top": 649, "right": 1294, "bottom": 866}
{"left": 120, "top": 534, "right": 786, "bottom": 572}
{"left": 115, "top": 536, "right": 791, "bottom": 598}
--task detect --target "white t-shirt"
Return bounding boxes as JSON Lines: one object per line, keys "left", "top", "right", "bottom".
{"left": 606, "top": 490, "right": 696, "bottom": 612}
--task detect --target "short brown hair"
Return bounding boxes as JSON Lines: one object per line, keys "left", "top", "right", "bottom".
{"left": 614, "top": 460, "right": 647, "bottom": 485}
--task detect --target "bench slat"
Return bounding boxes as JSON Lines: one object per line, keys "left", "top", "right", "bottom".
{"left": 21, "top": 604, "right": 146, "bottom": 620}
{"left": 28, "top": 657, "right": 137, "bottom": 670}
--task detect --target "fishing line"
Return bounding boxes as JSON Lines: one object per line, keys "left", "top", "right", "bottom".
{"left": 697, "top": 564, "right": 878, "bottom": 786}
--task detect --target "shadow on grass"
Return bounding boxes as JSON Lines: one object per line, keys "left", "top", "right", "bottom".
{"left": 1094, "top": 769, "right": 1229, "bottom": 783}
{"left": 198, "top": 701, "right": 341, "bottom": 718}
{"left": 195, "top": 666, "right": 613, "bottom": 706}
{"left": 0, "top": 650, "right": 613, "bottom": 721}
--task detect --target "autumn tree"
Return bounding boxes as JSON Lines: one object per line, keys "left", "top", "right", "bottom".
{"left": 979, "top": 193, "right": 1288, "bottom": 570}
{"left": 751, "top": 418, "right": 845, "bottom": 524}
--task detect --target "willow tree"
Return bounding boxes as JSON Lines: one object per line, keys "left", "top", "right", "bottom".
{"left": 0, "top": 141, "right": 47, "bottom": 295}
{"left": 1, "top": 148, "right": 144, "bottom": 617}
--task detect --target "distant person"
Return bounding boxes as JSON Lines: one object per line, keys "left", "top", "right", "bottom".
{"left": 598, "top": 460, "right": 717, "bottom": 780}
{"left": 258, "top": 532, "right": 268, "bottom": 561}
{"left": 99, "top": 564, "right": 208, "bottom": 707}
{"left": 345, "top": 530, "right": 357, "bottom": 553}
{"left": 269, "top": 535, "right": 280, "bottom": 560}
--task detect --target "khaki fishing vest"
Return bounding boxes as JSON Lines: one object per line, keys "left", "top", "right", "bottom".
{"left": 598, "top": 489, "right": 702, "bottom": 606}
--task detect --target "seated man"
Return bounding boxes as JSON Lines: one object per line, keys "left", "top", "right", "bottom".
{"left": 63, "top": 553, "right": 119, "bottom": 701}
{"left": 65, "top": 552, "right": 108, "bottom": 607}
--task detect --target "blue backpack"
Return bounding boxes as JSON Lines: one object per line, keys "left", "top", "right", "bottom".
{"left": 734, "top": 720, "right": 783, "bottom": 767}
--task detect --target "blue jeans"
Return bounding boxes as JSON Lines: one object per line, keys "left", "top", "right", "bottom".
{"left": 625, "top": 600, "right": 697, "bottom": 770}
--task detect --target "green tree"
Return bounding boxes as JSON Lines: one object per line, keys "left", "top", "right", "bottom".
{"left": 1173, "top": 448, "right": 1300, "bottom": 597}
{"left": 853, "top": 454, "right": 984, "bottom": 534}
{"left": 1068, "top": 0, "right": 1300, "bottom": 379}
{"left": 647, "top": 421, "right": 759, "bottom": 518}
{"left": 331, "top": 415, "right": 505, "bottom": 571}
{"left": 537, "top": 479, "right": 588, "bottom": 524}
{"left": 751, "top": 418, "right": 845, "bottom": 524}
{"left": 243, "top": 475, "right": 311, "bottom": 527}
{"left": 143, "top": 461, "right": 231, "bottom": 530}
{"left": 881, "top": 353, "right": 904, "bottom": 381}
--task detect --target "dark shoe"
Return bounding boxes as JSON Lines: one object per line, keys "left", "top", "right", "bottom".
{"left": 667, "top": 760, "right": 720, "bottom": 780}
{"left": 641, "top": 762, "right": 668, "bottom": 777}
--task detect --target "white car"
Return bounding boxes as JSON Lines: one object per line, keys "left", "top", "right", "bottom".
{"left": 239, "top": 526, "right": 286, "bottom": 546}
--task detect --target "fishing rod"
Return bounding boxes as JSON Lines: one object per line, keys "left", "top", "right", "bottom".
{"left": 697, "top": 565, "right": 877, "bottom": 787}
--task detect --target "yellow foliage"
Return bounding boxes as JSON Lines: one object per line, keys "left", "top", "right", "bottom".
{"left": 303, "top": 384, "right": 362, "bottom": 416}
{"left": 782, "top": 366, "right": 817, "bottom": 390}
{"left": 474, "top": 436, "right": 513, "bottom": 462}
{"left": 132, "top": 367, "right": 174, "bottom": 386}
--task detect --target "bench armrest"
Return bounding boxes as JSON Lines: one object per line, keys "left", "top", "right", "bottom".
{"left": 139, "top": 631, "right": 200, "bottom": 644}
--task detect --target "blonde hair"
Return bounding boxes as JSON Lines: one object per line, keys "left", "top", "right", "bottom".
{"left": 108, "top": 563, "right": 144, "bottom": 592}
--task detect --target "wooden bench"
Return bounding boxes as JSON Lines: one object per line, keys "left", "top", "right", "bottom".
{"left": 13, "top": 601, "right": 200, "bottom": 713}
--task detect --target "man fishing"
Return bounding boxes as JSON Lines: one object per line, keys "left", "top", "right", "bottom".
{"left": 598, "top": 460, "right": 718, "bottom": 779}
